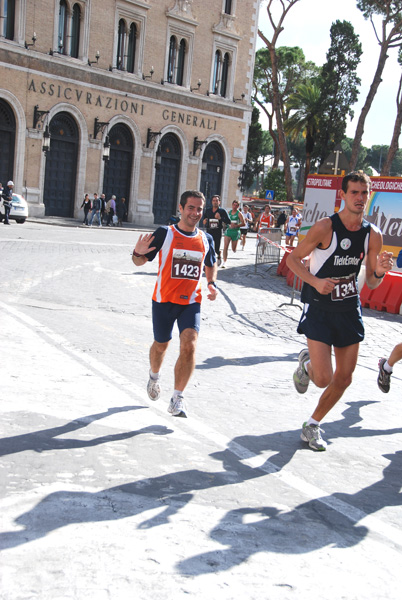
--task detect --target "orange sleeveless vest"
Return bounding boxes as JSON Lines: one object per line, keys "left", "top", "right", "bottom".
{"left": 152, "top": 226, "right": 209, "bottom": 305}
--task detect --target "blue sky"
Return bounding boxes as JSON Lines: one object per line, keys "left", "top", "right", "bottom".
{"left": 257, "top": 0, "right": 400, "bottom": 148}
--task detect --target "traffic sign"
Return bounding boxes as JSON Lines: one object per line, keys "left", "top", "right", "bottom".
{"left": 265, "top": 190, "right": 275, "bottom": 201}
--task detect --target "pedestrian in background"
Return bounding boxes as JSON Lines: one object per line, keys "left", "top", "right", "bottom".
{"left": 285, "top": 208, "right": 301, "bottom": 246}
{"left": 0, "top": 183, "right": 3, "bottom": 219}
{"left": 240, "top": 204, "right": 253, "bottom": 250}
{"left": 116, "top": 197, "right": 127, "bottom": 227}
{"left": 105, "top": 195, "right": 116, "bottom": 227}
{"left": 203, "top": 194, "right": 230, "bottom": 266}
{"left": 222, "top": 200, "right": 245, "bottom": 268}
{"left": 257, "top": 204, "right": 274, "bottom": 233}
{"left": 277, "top": 210, "right": 287, "bottom": 234}
{"left": 3, "top": 180, "right": 14, "bottom": 225}
{"left": 132, "top": 190, "right": 217, "bottom": 418}
{"left": 81, "top": 193, "right": 91, "bottom": 226}
{"left": 88, "top": 193, "right": 102, "bottom": 227}
{"left": 100, "top": 193, "right": 106, "bottom": 224}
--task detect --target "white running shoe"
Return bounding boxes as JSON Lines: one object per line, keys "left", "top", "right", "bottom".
{"left": 168, "top": 396, "right": 187, "bottom": 418}
{"left": 147, "top": 376, "right": 161, "bottom": 401}
{"left": 301, "top": 422, "right": 327, "bottom": 451}
{"left": 293, "top": 349, "right": 310, "bottom": 394}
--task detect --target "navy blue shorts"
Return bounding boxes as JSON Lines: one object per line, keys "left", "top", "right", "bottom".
{"left": 297, "top": 303, "right": 364, "bottom": 347}
{"left": 152, "top": 301, "right": 201, "bottom": 343}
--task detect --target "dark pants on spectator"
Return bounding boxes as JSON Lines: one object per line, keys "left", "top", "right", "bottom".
{"left": 3, "top": 202, "right": 11, "bottom": 224}
{"left": 106, "top": 210, "right": 115, "bottom": 226}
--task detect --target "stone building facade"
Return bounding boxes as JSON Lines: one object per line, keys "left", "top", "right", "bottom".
{"left": 0, "top": 0, "right": 260, "bottom": 224}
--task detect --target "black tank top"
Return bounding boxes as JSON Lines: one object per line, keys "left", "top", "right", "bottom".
{"left": 301, "top": 213, "right": 372, "bottom": 312}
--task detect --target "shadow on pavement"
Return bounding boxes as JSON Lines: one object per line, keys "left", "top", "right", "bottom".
{"left": 178, "top": 449, "right": 402, "bottom": 574}
{"left": 0, "top": 406, "right": 172, "bottom": 456}
{"left": 230, "top": 400, "right": 402, "bottom": 471}
{"left": 196, "top": 353, "right": 297, "bottom": 369}
{"left": 1, "top": 400, "right": 401, "bottom": 555}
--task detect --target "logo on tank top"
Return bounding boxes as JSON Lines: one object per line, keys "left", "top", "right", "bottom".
{"left": 340, "top": 238, "right": 352, "bottom": 250}
{"left": 334, "top": 255, "right": 359, "bottom": 266}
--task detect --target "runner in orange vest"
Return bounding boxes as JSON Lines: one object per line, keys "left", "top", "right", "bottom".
{"left": 132, "top": 190, "right": 218, "bottom": 418}
{"left": 257, "top": 204, "right": 275, "bottom": 233}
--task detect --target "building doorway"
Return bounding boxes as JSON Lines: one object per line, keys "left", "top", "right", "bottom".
{"left": 102, "top": 123, "right": 133, "bottom": 217}
{"left": 152, "top": 133, "right": 181, "bottom": 224}
{"left": 43, "top": 112, "right": 78, "bottom": 217}
{"left": 200, "top": 142, "right": 224, "bottom": 210}
{"left": 0, "top": 99, "right": 15, "bottom": 183}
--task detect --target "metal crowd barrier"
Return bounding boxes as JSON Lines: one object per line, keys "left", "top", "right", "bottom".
{"left": 279, "top": 272, "right": 303, "bottom": 309}
{"left": 279, "top": 257, "right": 308, "bottom": 310}
{"left": 255, "top": 228, "right": 282, "bottom": 273}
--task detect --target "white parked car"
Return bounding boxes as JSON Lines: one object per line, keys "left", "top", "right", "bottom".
{"left": 0, "top": 193, "right": 29, "bottom": 223}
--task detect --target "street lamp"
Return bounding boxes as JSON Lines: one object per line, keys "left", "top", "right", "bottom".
{"left": 42, "top": 125, "right": 51, "bottom": 154}
{"left": 102, "top": 135, "right": 111, "bottom": 162}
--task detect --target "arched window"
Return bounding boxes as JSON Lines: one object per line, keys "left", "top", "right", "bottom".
{"left": 167, "top": 36, "right": 177, "bottom": 82}
{"left": 212, "top": 49, "right": 230, "bottom": 97}
{"left": 3, "top": 0, "right": 15, "bottom": 40}
{"left": 117, "top": 19, "right": 126, "bottom": 70}
{"left": 176, "top": 39, "right": 186, "bottom": 86}
{"left": 70, "top": 4, "right": 81, "bottom": 58}
{"left": 212, "top": 50, "right": 222, "bottom": 94}
{"left": 166, "top": 36, "right": 186, "bottom": 85}
{"left": 58, "top": 0, "right": 67, "bottom": 54}
{"left": 224, "top": 0, "right": 232, "bottom": 14}
{"left": 126, "top": 23, "right": 137, "bottom": 73}
{"left": 220, "top": 53, "right": 230, "bottom": 97}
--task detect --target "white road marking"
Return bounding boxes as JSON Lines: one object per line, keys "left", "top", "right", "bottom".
{"left": 1, "top": 299, "right": 402, "bottom": 550}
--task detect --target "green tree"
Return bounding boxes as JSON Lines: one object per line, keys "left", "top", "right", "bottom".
{"left": 368, "top": 144, "right": 402, "bottom": 175}
{"left": 287, "top": 133, "right": 308, "bottom": 199}
{"left": 243, "top": 107, "right": 265, "bottom": 190}
{"left": 256, "top": 130, "right": 274, "bottom": 191}
{"left": 341, "top": 138, "right": 371, "bottom": 173}
{"left": 260, "top": 168, "right": 287, "bottom": 202}
{"left": 253, "top": 45, "right": 319, "bottom": 168}
{"left": 350, "top": 0, "right": 402, "bottom": 170}
{"left": 367, "top": 144, "right": 390, "bottom": 172}
{"left": 317, "top": 20, "right": 362, "bottom": 164}
{"left": 389, "top": 149, "right": 402, "bottom": 175}
{"left": 284, "top": 82, "right": 321, "bottom": 200}
{"left": 257, "top": 0, "right": 301, "bottom": 201}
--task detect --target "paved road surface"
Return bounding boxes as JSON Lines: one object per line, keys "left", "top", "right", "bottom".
{"left": 1, "top": 219, "right": 401, "bottom": 599}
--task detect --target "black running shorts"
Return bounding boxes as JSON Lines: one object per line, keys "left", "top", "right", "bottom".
{"left": 297, "top": 303, "right": 364, "bottom": 347}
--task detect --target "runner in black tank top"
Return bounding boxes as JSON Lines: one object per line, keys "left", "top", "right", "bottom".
{"left": 286, "top": 172, "right": 393, "bottom": 451}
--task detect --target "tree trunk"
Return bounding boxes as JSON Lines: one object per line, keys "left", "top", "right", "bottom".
{"left": 296, "top": 163, "right": 304, "bottom": 199}
{"left": 382, "top": 75, "right": 402, "bottom": 176}
{"left": 253, "top": 96, "right": 281, "bottom": 170}
{"left": 258, "top": 0, "right": 299, "bottom": 204}
{"left": 349, "top": 44, "right": 389, "bottom": 171}
{"left": 303, "top": 154, "right": 312, "bottom": 202}
{"left": 268, "top": 44, "right": 294, "bottom": 202}
{"left": 272, "top": 147, "right": 281, "bottom": 169}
